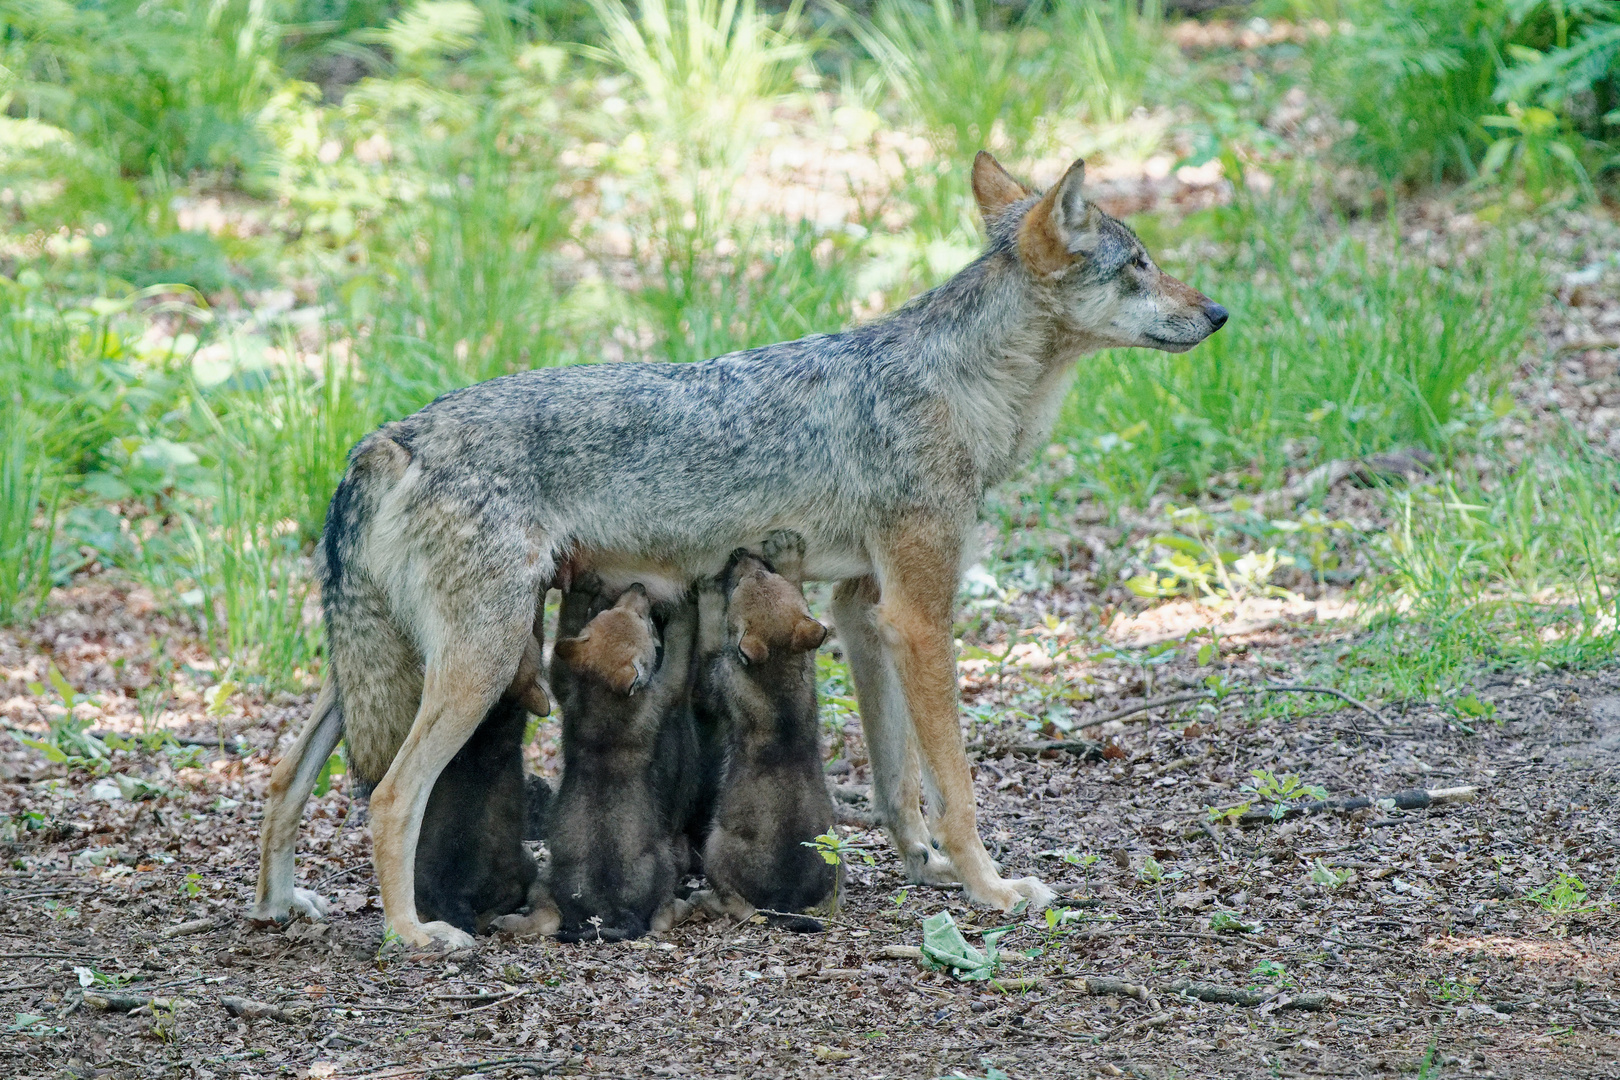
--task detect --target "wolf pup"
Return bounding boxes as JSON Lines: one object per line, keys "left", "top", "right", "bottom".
{"left": 542, "top": 585, "right": 698, "bottom": 941}
{"left": 413, "top": 696, "right": 539, "bottom": 935}
{"left": 253, "top": 151, "right": 1226, "bottom": 947}
{"left": 694, "top": 548, "right": 835, "bottom": 930}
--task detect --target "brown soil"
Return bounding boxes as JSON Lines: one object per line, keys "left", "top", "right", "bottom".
{"left": 4, "top": 581, "right": 1619, "bottom": 1080}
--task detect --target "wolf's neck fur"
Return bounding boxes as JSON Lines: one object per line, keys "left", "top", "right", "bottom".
{"left": 868, "top": 234, "right": 1087, "bottom": 489}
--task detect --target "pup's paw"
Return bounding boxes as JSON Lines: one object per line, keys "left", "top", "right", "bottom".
{"left": 491, "top": 908, "right": 560, "bottom": 937}
{"left": 759, "top": 529, "right": 807, "bottom": 579}
{"left": 651, "top": 897, "right": 694, "bottom": 933}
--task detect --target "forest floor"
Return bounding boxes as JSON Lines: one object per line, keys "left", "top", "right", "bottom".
{"left": 3, "top": 565, "right": 1619, "bottom": 1080}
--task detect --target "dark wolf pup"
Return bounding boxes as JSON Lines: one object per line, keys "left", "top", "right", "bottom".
{"left": 541, "top": 585, "right": 698, "bottom": 942}
{"left": 693, "top": 548, "right": 835, "bottom": 931}
{"left": 413, "top": 696, "right": 537, "bottom": 935}
{"left": 252, "top": 151, "right": 1226, "bottom": 948}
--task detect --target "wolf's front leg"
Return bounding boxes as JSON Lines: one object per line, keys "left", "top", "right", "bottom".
{"left": 832, "top": 576, "right": 955, "bottom": 886}
{"left": 870, "top": 532, "right": 1054, "bottom": 913}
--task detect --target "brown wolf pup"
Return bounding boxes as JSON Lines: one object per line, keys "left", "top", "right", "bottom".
{"left": 542, "top": 585, "right": 698, "bottom": 941}
{"left": 253, "top": 151, "right": 1227, "bottom": 947}
{"left": 694, "top": 549, "right": 836, "bottom": 931}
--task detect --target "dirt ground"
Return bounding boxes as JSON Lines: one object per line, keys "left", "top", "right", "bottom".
{"left": 4, "top": 574, "right": 1619, "bottom": 1080}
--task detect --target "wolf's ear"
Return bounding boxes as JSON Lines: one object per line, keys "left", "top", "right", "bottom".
{"left": 972, "top": 151, "right": 1030, "bottom": 223}
{"left": 737, "top": 632, "right": 769, "bottom": 665}
{"left": 792, "top": 616, "right": 829, "bottom": 653}
{"left": 1018, "top": 158, "right": 1100, "bottom": 276}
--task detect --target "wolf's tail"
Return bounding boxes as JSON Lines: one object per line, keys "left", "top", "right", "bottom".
{"left": 317, "top": 428, "right": 426, "bottom": 784}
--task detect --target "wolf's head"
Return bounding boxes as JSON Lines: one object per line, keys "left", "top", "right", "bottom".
{"left": 552, "top": 584, "right": 660, "bottom": 695}
{"left": 720, "top": 550, "right": 828, "bottom": 665}
{"left": 973, "top": 152, "right": 1227, "bottom": 353}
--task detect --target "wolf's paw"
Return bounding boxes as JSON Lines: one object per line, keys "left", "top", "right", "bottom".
{"left": 247, "top": 888, "right": 328, "bottom": 926}
{"left": 968, "top": 875, "right": 1054, "bottom": 914}
{"left": 903, "top": 845, "right": 957, "bottom": 886}
{"left": 290, "top": 888, "right": 330, "bottom": 920}
{"left": 393, "top": 919, "right": 477, "bottom": 951}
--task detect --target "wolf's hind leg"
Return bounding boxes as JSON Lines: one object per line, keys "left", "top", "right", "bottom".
{"left": 250, "top": 680, "right": 342, "bottom": 923}
{"left": 370, "top": 633, "right": 530, "bottom": 950}
{"left": 870, "top": 531, "right": 1053, "bottom": 913}
{"left": 831, "top": 576, "right": 953, "bottom": 886}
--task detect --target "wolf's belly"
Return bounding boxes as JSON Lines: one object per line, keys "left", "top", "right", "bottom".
{"left": 575, "top": 536, "right": 873, "bottom": 600}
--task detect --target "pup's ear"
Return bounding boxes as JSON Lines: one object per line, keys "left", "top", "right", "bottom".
{"left": 607, "top": 660, "right": 645, "bottom": 696}
{"left": 1018, "top": 157, "right": 1100, "bottom": 277}
{"left": 972, "top": 151, "right": 1030, "bottom": 223}
{"left": 553, "top": 635, "right": 586, "bottom": 665}
{"left": 737, "top": 632, "right": 769, "bottom": 666}
{"left": 792, "top": 616, "right": 829, "bottom": 653}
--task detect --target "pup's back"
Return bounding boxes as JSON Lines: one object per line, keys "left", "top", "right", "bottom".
{"left": 545, "top": 586, "right": 696, "bottom": 941}
{"left": 700, "top": 550, "right": 836, "bottom": 925}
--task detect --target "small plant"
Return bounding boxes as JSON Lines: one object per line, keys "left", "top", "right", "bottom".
{"left": 178, "top": 873, "right": 204, "bottom": 900}
{"left": 1209, "top": 910, "right": 1259, "bottom": 934}
{"left": 803, "top": 830, "right": 872, "bottom": 912}
{"left": 1527, "top": 871, "right": 1590, "bottom": 913}
{"left": 1429, "top": 976, "right": 1478, "bottom": 1003}
{"left": 1248, "top": 959, "right": 1295, "bottom": 990}
{"left": 313, "top": 752, "right": 346, "bottom": 798}
{"left": 1243, "top": 769, "right": 1329, "bottom": 822}
{"left": 1308, "top": 860, "right": 1353, "bottom": 889}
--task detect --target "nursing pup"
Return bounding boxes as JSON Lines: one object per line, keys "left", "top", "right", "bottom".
{"left": 695, "top": 549, "right": 836, "bottom": 931}
{"left": 413, "top": 696, "right": 538, "bottom": 935}
{"left": 541, "top": 584, "right": 698, "bottom": 941}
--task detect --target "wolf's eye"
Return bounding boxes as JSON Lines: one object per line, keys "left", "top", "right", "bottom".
{"left": 1131, "top": 254, "right": 1150, "bottom": 271}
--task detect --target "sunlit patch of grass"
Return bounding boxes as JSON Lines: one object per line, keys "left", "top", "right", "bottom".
{"left": 1329, "top": 441, "right": 1620, "bottom": 700}
{"left": 1058, "top": 193, "right": 1545, "bottom": 500}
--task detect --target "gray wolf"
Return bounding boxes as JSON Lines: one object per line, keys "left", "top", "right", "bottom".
{"left": 250, "top": 151, "right": 1226, "bottom": 948}
{"left": 539, "top": 585, "right": 698, "bottom": 941}
{"left": 692, "top": 547, "right": 836, "bottom": 931}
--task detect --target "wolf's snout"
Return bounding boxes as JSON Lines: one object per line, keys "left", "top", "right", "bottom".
{"left": 1203, "top": 302, "right": 1228, "bottom": 331}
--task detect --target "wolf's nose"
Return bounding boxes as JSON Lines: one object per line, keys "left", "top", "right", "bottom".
{"left": 1204, "top": 303, "right": 1229, "bottom": 330}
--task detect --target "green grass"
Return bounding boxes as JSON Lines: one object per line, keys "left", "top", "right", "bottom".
{"left": 0, "top": 0, "right": 1615, "bottom": 709}
{"left": 1057, "top": 193, "right": 1545, "bottom": 500}
{"left": 1335, "top": 441, "right": 1620, "bottom": 701}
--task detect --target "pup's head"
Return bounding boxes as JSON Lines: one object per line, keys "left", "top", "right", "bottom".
{"left": 551, "top": 584, "right": 659, "bottom": 695}
{"left": 972, "top": 151, "right": 1227, "bottom": 353}
{"left": 720, "top": 550, "right": 828, "bottom": 665}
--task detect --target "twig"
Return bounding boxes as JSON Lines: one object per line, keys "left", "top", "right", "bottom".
{"left": 159, "top": 917, "right": 218, "bottom": 939}
{"left": 1170, "top": 979, "right": 1328, "bottom": 1011}
{"left": 995, "top": 684, "right": 1390, "bottom": 753}
{"left": 1098, "top": 1010, "right": 1172, "bottom": 1043}
{"left": 342, "top": 1055, "right": 556, "bottom": 1079}
{"left": 754, "top": 907, "right": 867, "bottom": 932}
{"left": 1228, "top": 785, "right": 1477, "bottom": 828}
{"left": 1073, "top": 976, "right": 1151, "bottom": 1001}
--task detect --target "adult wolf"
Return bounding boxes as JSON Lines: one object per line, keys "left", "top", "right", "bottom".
{"left": 250, "top": 152, "right": 1227, "bottom": 948}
